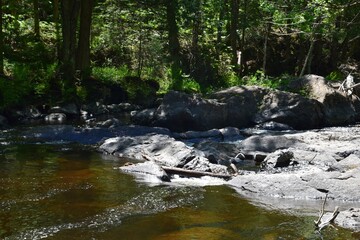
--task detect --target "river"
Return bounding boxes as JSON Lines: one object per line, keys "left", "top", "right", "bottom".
{"left": 0, "top": 129, "right": 358, "bottom": 239}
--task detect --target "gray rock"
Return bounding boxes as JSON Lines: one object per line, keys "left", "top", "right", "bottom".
{"left": 152, "top": 86, "right": 324, "bottom": 131}
{"left": 261, "top": 150, "right": 294, "bottom": 169}
{"left": 50, "top": 103, "right": 79, "bottom": 116}
{"left": 194, "top": 141, "right": 242, "bottom": 165}
{"left": 237, "top": 135, "right": 300, "bottom": 153}
{"left": 44, "top": 113, "right": 67, "bottom": 124}
{"left": 131, "top": 108, "right": 156, "bottom": 125}
{"left": 289, "top": 74, "right": 356, "bottom": 126}
{"left": 99, "top": 134, "right": 217, "bottom": 171}
{"left": 333, "top": 208, "right": 360, "bottom": 231}
{"left": 96, "top": 118, "right": 123, "bottom": 128}
{"left": 174, "top": 129, "right": 222, "bottom": 139}
{"left": 254, "top": 89, "right": 324, "bottom": 129}
{"left": 255, "top": 121, "right": 293, "bottom": 131}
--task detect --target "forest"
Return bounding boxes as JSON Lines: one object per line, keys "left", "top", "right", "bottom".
{"left": 0, "top": 0, "right": 359, "bottom": 110}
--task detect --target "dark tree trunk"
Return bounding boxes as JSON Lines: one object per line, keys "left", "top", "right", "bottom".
{"left": 166, "top": 0, "right": 182, "bottom": 89}
{"left": 76, "top": 0, "right": 94, "bottom": 80}
{"left": 216, "top": 0, "right": 226, "bottom": 57}
{"left": 230, "top": 0, "right": 239, "bottom": 67}
{"left": 53, "top": 0, "right": 60, "bottom": 60}
{"left": 191, "top": 0, "right": 202, "bottom": 82}
{"left": 0, "top": 0, "right": 3, "bottom": 75}
{"left": 33, "top": 0, "right": 40, "bottom": 39}
{"left": 60, "top": 0, "right": 80, "bottom": 99}
{"left": 262, "top": 22, "right": 271, "bottom": 75}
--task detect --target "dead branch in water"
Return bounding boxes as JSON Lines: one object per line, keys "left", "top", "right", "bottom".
{"left": 314, "top": 194, "right": 340, "bottom": 231}
{"left": 161, "top": 166, "right": 232, "bottom": 180}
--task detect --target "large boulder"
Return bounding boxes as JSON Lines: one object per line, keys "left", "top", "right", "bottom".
{"left": 99, "top": 133, "right": 228, "bottom": 174}
{"left": 289, "top": 74, "right": 356, "bottom": 126}
{"left": 254, "top": 90, "right": 324, "bottom": 129}
{"left": 152, "top": 91, "right": 228, "bottom": 132}
{"left": 152, "top": 86, "right": 325, "bottom": 131}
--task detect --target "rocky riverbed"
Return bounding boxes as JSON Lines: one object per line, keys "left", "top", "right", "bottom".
{"left": 1, "top": 74, "right": 360, "bottom": 232}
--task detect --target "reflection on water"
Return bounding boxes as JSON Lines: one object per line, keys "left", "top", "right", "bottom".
{"left": 0, "top": 143, "right": 356, "bottom": 239}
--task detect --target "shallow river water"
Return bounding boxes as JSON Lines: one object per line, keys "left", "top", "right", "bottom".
{"left": 0, "top": 137, "right": 358, "bottom": 239}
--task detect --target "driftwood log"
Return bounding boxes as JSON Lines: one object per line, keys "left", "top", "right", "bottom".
{"left": 161, "top": 166, "right": 233, "bottom": 180}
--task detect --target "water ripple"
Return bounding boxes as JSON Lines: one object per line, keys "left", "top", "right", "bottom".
{"left": 5, "top": 186, "right": 204, "bottom": 239}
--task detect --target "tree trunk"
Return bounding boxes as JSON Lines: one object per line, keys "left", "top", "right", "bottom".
{"left": 76, "top": 0, "right": 94, "bottom": 80}
{"left": 33, "top": 0, "right": 40, "bottom": 39}
{"left": 216, "top": 0, "right": 226, "bottom": 57}
{"left": 53, "top": 0, "right": 60, "bottom": 60}
{"left": 191, "top": 0, "right": 202, "bottom": 82}
{"left": 230, "top": 0, "right": 239, "bottom": 67}
{"left": 60, "top": 0, "right": 80, "bottom": 99}
{"left": 262, "top": 21, "right": 271, "bottom": 75}
{"left": 0, "top": 0, "right": 3, "bottom": 75}
{"left": 300, "top": 18, "right": 321, "bottom": 77}
{"left": 166, "top": 0, "right": 182, "bottom": 89}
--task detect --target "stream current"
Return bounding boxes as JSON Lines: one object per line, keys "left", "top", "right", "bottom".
{"left": 0, "top": 127, "right": 357, "bottom": 239}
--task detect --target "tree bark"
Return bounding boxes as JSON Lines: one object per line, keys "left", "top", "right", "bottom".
{"left": 262, "top": 21, "right": 271, "bottom": 75}
{"left": 166, "top": 0, "right": 182, "bottom": 89}
{"left": 33, "top": 0, "right": 40, "bottom": 39}
{"left": 0, "top": 0, "right": 3, "bottom": 75}
{"left": 76, "top": 0, "right": 94, "bottom": 80}
{"left": 300, "top": 18, "right": 321, "bottom": 77}
{"left": 53, "top": 0, "right": 61, "bottom": 60}
{"left": 230, "top": 0, "right": 239, "bottom": 67}
{"left": 60, "top": 0, "right": 80, "bottom": 99}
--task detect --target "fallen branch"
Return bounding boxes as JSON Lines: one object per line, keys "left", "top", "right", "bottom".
{"left": 314, "top": 194, "right": 340, "bottom": 231}
{"left": 161, "top": 166, "right": 232, "bottom": 180}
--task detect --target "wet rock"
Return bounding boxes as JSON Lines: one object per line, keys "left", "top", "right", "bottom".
{"left": 45, "top": 113, "right": 67, "bottom": 124}
{"left": 107, "top": 103, "right": 141, "bottom": 112}
{"left": 194, "top": 141, "right": 242, "bottom": 165}
{"left": 261, "top": 150, "right": 294, "bottom": 169}
{"left": 0, "top": 115, "right": 9, "bottom": 128}
{"left": 81, "top": 102, "right": 109, "bottom": 116}
{"left": 50, "top": 103, "right": 79, "bottom": 117}
{"left": 96, "top": 118, "right": 123, "bottom": 128}
{"left": 131, "top": 108, "right": 156, "bottom": 125}
{"left": 255, "top": 121, "right": 293, "bottom": 131}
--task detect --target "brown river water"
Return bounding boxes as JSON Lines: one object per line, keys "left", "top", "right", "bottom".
{"left": 0, "top": 140, "right": 358, "bottom": 239}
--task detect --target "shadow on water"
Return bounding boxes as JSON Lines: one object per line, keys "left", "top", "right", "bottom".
{"left": 0, "top": 143, "right": 357, "bottom": 239}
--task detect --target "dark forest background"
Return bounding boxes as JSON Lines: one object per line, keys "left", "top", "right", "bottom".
{"left": 0, "top": 0, "right": 359, "bottom": 109}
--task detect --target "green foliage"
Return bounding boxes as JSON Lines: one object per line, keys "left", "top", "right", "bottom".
{"left": 0, "top": 62, "right": 58, "bottom": 109}
{"left": 92, "top": 66, "right": 161, "bottom": 104}
{"left": 92, "top": 66, "right": 130, "bottom": 83}
{"left": 180, "top": 76, "right": 201, "bottom": 93}
{"left": 242, "top": 70, "right": 291, "bottom": 89}
{"left": 326, "top": 71, "right": 344, "bottom": 81}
